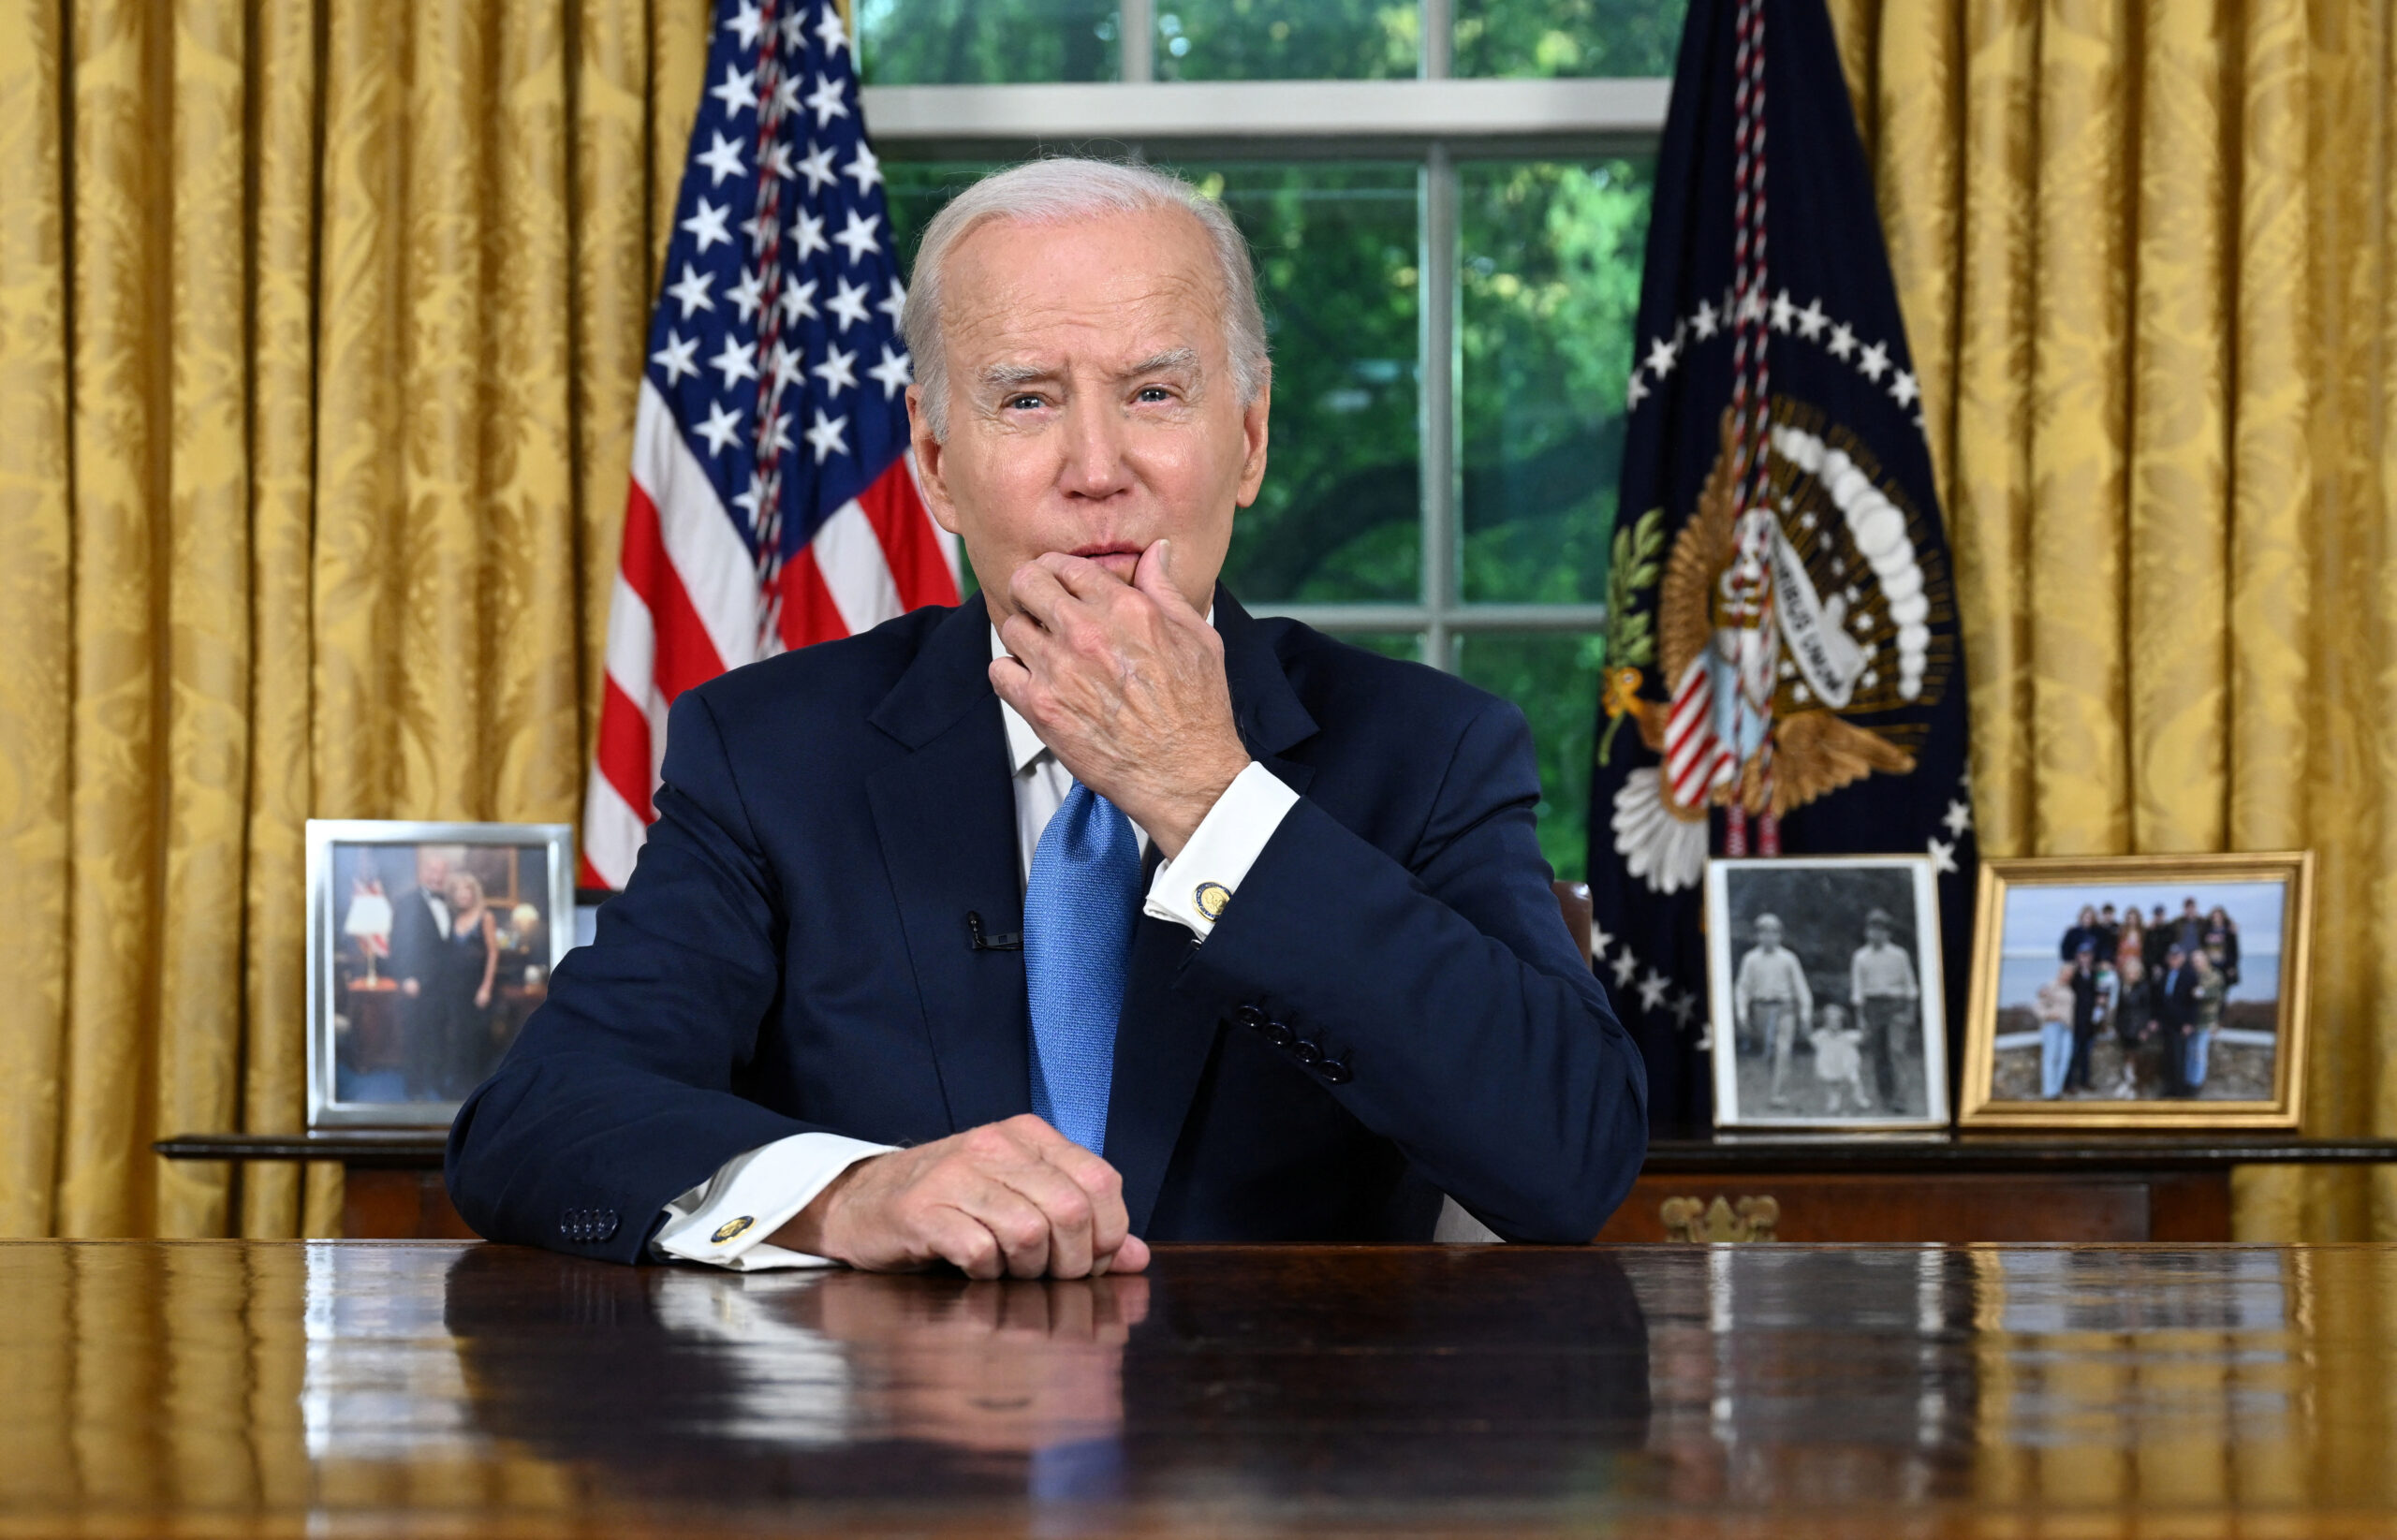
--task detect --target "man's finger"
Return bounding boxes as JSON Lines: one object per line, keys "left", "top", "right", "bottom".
{"left": 1038, "top": 550, "right": 1133, "bottom": 599}
{"left": 1035, "top": 1138, "right": 1130, "bottom": 1259}
{"left": 954, "top": 1172, "right": 1056, "bottom": 1280}
{"left": 989, "top": 1157, "right": 1099, "bottom": 1278}
{"left": 918, "top": 1203, "right": 1007, "bottom": 1279}
{"left": 1007, "top": 559, "right": 1078, "bottom": 632}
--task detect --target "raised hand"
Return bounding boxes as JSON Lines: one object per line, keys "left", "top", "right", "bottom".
{"left": 989, "top": 539, "right": 1251, "bottom": 858}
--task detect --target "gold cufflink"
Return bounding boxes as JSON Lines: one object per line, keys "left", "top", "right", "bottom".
{"left": 1194, "top": 882, "right": 1231, "bottom": 921}
{"left": 712, "top": 1215, "right": 756, "bottom": 1244}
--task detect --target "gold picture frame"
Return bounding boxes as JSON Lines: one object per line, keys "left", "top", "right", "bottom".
{"left": 1958, "top": 852, "right": 2313, "bottom": 1129}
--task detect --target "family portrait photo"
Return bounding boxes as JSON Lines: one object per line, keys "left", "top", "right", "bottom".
{"left": 306, "top": 821, "right": 577, "bottom": 1127}
{"left": 1960, "top": 854, "right": 2314, "bottom": 1128}
{"left": 1703, "top": 856, "right": 1950, "bottom": 1130}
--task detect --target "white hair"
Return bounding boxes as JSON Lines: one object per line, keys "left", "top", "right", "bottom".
{"left": 901, "top": 157, "right": 1271, "bottom": 440}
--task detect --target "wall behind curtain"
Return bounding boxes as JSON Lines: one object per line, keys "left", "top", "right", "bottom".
{"left": 0, "top": 0, "right": 713, "bottom": 1238}
{"left": 1826, "top": 0, "right": 2397, "bottom": 1238}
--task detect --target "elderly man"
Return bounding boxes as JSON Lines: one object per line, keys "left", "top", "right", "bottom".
{"left": 447, "top": 158, "right": 1646, "bottom": 1277}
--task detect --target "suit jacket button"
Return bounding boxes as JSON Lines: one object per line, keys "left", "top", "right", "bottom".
{"left": 1234, "top": 1005, "right": 1267, "bottom": 1031}
{"left": 595, "top": 1210, "right": 619, "bottom": 1240}
{"left": 1292, "top": 1037, "right": 1323, "bottom": 1066}
{"left": 1319, "top": 1057, "right": 1353, "bottom": 1084}
{"left": 1264, "top": 1019, "right": 1295, "bottom": 1048}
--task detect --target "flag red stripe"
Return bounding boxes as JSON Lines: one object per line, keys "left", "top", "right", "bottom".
{"left": 857, "top": 460, "right": 959, "bottom": 611}
{"left": 620, "top": 479, "right": 728, "bottom": 701}
{"left": 777, "top": 543, "right": 852, "bottom": 651}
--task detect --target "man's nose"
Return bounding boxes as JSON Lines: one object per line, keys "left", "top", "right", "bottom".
{"left": 1056, "top": 399, "right": 1133, "bottom": 501}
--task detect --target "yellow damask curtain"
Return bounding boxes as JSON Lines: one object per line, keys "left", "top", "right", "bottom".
{"left": 1828, "top": 0, "right": 2397, "bottom": 1237}
{"left": 0, "top": 0, "right": 713, "bottom": 1238}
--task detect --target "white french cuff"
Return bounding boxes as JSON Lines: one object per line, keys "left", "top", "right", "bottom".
{"left": 651, "top": 1131, "right": 895, "bottom": 1271}
{"left": 1142, "top": 760, "right": 1300, "bottom": 939}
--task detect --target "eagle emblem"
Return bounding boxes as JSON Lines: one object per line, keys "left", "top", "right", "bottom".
{"left": 1604, "top": 403, "right": 1950, "bottom": 893}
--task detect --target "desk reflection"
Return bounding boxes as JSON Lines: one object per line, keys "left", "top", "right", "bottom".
{"left": 444, "top": 1248, "right": 1153, "bottom": 1497}
{"left": 435, "top": 1244, "right": 1651, "bottom": 1506}
{"left": 3, "top": 1241, "right": 2391, "bottom": 1533}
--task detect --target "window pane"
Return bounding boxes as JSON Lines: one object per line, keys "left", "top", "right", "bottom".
{"left": 860, "top": 0, "right": 1119, "bottom": 84}
{"left": 1453, "top": 0, "right": 1687, "bottom": 78}
{"left": 1157, "top": 0, "right": 1417, "bottom": 81}
{"left": 1454, "top": 631, "right": 1604, "bottom": 882}
{"left": 883, "top": 159, "right": 996, "bottom": 271}
{"left": 1169, "top": 161, "right": 1422, "bottom": 604}
{"left": 1456, "top": 157, "right": 1653, "bottom": 604}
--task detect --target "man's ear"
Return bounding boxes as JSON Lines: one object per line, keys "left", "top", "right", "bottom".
{"left": 907, "top": 384, "right": 962, "bottom": 535}
{"left": 1234, "top": 379, "right": 1271, "bottom": 508}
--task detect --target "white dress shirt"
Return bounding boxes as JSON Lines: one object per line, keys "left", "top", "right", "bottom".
{"left": 651, "top": 617, "right": 1299, "bottom": 1270}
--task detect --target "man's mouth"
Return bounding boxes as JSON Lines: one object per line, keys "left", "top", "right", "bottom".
{"left": 1070, "top": 543, "right": 1144, "bottom": 577}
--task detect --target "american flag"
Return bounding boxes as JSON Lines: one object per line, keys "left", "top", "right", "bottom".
{"left": 582, "top": 0, "right": 961, "bottom": 890}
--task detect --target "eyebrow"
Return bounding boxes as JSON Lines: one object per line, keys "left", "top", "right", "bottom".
{"left": 1121, "top": 346, "right": 1201, "bottom": 379}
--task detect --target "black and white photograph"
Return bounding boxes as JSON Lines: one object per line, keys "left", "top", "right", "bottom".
{"left": 1960, "top": 854, "right": 2314, "bottom": 1129}
{"left": 1703, "top": 856, "right": 1949, "bottom": 1130}
{"left": 306, "top": 820, "right": 576, "bottom": 1128}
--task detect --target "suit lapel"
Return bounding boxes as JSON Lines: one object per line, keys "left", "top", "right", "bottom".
{"left": 865, "top": 596, "right": 1033, "bottom": 1136}
{"left": 1105, "top": 587, "right": 1320, "bottom": 1233}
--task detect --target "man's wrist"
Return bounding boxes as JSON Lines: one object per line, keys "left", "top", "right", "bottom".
{"left": 768, "top": 1153, "right": 875, "bottom": 1259}
{"left": 1148, "top": 749, "right": 1254, "bottom": 858}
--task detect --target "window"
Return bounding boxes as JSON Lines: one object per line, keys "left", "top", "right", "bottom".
{"left": 863, "top": 0, "right": 1681, "bottom": 879}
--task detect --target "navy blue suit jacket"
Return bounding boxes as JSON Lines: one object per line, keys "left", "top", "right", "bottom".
{"left": 446, "top": 589, "right": 1647, "bottom": 1261}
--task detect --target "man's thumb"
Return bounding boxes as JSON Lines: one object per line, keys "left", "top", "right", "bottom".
{"left": 1135, "top": 538, "right": 1185, "bottom": 609}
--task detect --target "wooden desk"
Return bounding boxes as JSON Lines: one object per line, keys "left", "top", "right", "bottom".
{"left": 2, "top": 1239, "right": 2392, "bottom": 1535}
{"left": 156, "top": 1131, "right": 2397, "bottom": 1243}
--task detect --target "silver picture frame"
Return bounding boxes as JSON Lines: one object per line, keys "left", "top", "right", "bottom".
{"left": 306, "top": 819, "right": 576, "bottom": 1129}
{"left": 1703, "top": 854, "right": 1951, "bottom": 1131}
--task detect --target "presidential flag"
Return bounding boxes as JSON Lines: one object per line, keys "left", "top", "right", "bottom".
{"left": 582, "top": 0, "right": 961, "bottom": 890}
{"left": 1584, "top": 0, "right": 1977, "bottom": 1130}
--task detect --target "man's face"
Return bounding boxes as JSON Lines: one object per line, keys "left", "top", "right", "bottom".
{"left": 1866, "top": 921, "right": 1889, "bottom": 946}
{"left": 909, "top": 205, "right": 1272, "bottom": 623}
{"left": 417, "top": 851, "right": 449, "bottom": 891}
{"left": 1756, "top": 921, "right": 1782, "bottom": 951}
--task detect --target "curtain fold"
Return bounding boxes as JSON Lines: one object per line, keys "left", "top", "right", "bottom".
{"left": 0, "top": 0, "right": 707, "bottom": 1238}
{"left": 1830, "top": 0, "right": 2397, "bottom": 1237}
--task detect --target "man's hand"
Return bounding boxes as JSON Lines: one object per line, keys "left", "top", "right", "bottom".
{"left": 771, "top": 1114, "right": 1153, "bottom": 1280}
{"left": 990, "top": 540, "right": 1250, "bottom": 858}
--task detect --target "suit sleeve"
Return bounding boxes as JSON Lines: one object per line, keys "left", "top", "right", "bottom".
{"left": 445, "top": 690, "right": 832, "bottom": 1263}
{"left": 1173, "top": 698, "right": 1648, "bottom": 1243}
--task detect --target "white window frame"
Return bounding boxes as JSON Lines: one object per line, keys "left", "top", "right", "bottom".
{"left": 860, "top": 3, "right": 1671, "bottom": 666}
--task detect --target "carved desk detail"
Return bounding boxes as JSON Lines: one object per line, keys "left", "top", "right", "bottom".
{"left": 1659, "top": 1194, "right": 1781, "bottom": 1242}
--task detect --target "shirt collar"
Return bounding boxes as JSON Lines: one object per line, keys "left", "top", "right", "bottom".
{"left": 990, "top": 603, "right": 1215, "bottom": 776}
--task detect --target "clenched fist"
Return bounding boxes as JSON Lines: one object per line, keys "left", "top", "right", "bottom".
{"left": 772, "top": 1113, "right": 1151, "bottom": 1280}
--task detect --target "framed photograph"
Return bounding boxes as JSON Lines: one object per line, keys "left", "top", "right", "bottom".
{"left": 1704, "top": 856, "right": 1950, "bottom": 1130}
{"left": 306, "top": 820, "right": 576, "bottom": 1128}
{"left": 1959, "top": 853, "right": 2313, "bottom": 1129}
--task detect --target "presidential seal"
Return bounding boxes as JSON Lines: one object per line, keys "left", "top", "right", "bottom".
{"left": 1605, "top": 403, "right": 1955, "bottom": 895}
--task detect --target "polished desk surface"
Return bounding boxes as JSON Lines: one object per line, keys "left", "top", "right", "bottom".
{"left": 4, "top": 1241, "right": 2395, "bottom": 1536}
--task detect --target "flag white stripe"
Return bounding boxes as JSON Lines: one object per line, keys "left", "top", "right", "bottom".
{"left": 604, "top": 576, "right": 675, "bottom": 789}
{"left": 634, "top": 379, "right": 761, "bottom": 672}
{"left": 581, "top": 770, "right": 650, "bottom": 892}
{"left": 812, "top": 498, "right": 905, "bottom": 638}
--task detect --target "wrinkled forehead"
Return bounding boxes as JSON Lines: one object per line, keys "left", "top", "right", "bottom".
{"left": 939, "top": 207, "right": 1228, "bottom": 371}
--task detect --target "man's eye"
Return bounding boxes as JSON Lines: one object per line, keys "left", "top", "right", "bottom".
{"left": 1006, "top": 394, "right": 1044, "bottom": 410}
{"left": 1136, "top": 387, "right": 1172, "bottom": 403}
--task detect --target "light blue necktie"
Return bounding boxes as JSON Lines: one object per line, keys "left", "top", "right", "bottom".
{"left": 1023, "top": 781, "right": 1141, "bottom": 1155}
